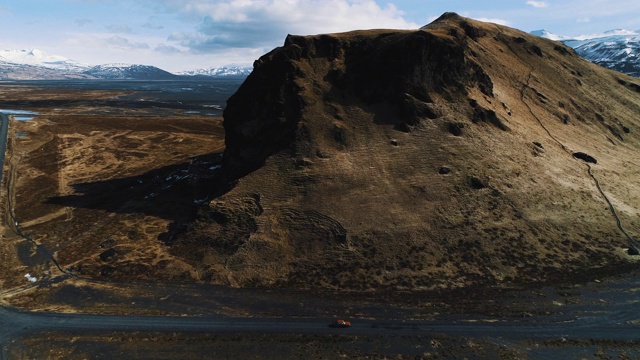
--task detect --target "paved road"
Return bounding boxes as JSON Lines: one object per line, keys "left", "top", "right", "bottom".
{"left": 1, "top": 303, "right": 639, "bottom": 344}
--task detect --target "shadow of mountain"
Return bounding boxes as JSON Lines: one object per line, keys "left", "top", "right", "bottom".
{"left": 45, "top": 152, "right": 235, "bottom": 225}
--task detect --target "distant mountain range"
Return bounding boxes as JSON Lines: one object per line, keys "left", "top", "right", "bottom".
{"left": 532, "top": 29, "right": 640, "bottom": 77}
{"left": 6, "top": 28, "right": 640, "bottom": 81}
{"left": 0, "top": 49, "right": 252, "bottom": 80}
{"left": 83, "top": 63, "right": 179, "bottom": 80}
{"left": 178, "top": 66, "right": 253, "bottom": 77}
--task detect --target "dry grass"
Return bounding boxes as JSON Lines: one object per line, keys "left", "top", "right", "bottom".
{"left": 0, "top": 87, "right": 224, "bottom": 291}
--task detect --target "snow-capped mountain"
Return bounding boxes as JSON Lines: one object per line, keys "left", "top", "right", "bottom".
{"left": 0, "top": 48, "right": 251, "bottom": 80}
{"left": 533, "top": 29, "right": 640, "bottom": 77}
{"left": 179, "top": 66, "right": 252, "bottom": 77}
{"left": 529, "top": 29, "right": 571, "bottom": 42}
{"left": 83, "top": 63, "right": 179, "bottom": 80}
{"left": 0, "top": 48, "right": 88, "bottom": 72}
{"left": 0, "top": 62, "right": 94, "bottom": 80}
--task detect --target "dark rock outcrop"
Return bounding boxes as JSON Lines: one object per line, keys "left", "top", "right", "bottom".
{"left": 222, "top": 14, "right": 495, "bottom": 178}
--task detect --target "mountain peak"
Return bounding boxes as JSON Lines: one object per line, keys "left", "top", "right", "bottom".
{"left": 83, "top": 63, "right": 179, "bottom": 80}
{"left": 95, "top": 63, "right": 136, "bottom": 68}
{"left": 179, "top": 66, "right": 252, "bottom": 77}
{"left": 0, "top": 48, "right": 78, "bottom": 67}
{"left": 530, "top": 29, "right": 567, "bottom": 41}
{"left": 28, "top": 48, "right": 43, "bottom": 56}
{"left": 420, "top": 12, "right": 468, "bottom": 30}
{"left": 603, "top": 29, "right": 638, "bottom": 35}
{"left": 433, "top": 12, "right": 463, "bottom": 22}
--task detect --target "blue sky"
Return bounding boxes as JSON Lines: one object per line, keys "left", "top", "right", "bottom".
{"left": 0, "top": 0, "right": 638, "bottom": 72}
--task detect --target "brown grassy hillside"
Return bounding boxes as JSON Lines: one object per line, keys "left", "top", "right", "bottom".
{"left": 171, "top": 13, "right": 640, "bottom": 290}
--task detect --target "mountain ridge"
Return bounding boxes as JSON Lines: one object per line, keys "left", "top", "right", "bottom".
{"left": 533, "top": 28, "right": 640, "bottom": 77}
{"left": 0, "top": 48, "right": 252, "bottom": 80}
{"left": 178, "top": 66, "right": 253, "bottom": 77}
{"left": 82, "top": 63, "right": 180, "bottom": 80}
{"left": 0, "top": 48, "right": 87, "bottom": 72}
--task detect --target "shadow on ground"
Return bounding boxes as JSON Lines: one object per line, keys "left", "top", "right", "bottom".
{"left": 45, "top": 151, "right": 234, "bottom": 231}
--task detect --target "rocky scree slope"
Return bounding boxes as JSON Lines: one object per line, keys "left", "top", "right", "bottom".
{"left": 171, "top": 13, "right": 640, "bottom": 290}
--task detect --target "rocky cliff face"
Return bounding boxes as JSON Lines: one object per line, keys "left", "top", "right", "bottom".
{"left": 173, "top": 13, "right": 640, "bottom": 290}
{"left": 222, "top": 13, "right": 495, "bottom": 177}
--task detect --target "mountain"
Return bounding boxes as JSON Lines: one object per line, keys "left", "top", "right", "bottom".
{"left": 168, "top": 13, "right": 640, "bottom": 291}
{"left": 529, "top": 29, "right": 570, "bottom": 41}
{"left": 0, "top": 48, "right": 250, "bottom": 80}
{"left": 0, "top": 48, "right": 87, "bottom": 72}
{"left": 0, "top": 48, "right": 95, "bottom": 80}
{"left": 568, "top": 32, "right": 640, "bottom": 77}
{"left": 82, "top": 63, "right": 180, "bottom": 80}
{"left": 179, "top": 66, "right": 252, "bottom": 77}
{"left": 534, "top": 29, "right": 640, "bottom": 77}
{"left": 0, "top": 62, "right": 94, "bottom": 80}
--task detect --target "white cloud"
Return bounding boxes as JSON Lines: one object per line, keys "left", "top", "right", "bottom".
{"left": 154, "top": 0, "right": 418, "bottom": 53}
{"left": 66, "top": 34, "right": 150, "bottom": 51}
{"left": 155, "top": 43, "right": 181, "bottom": 54}
{"left": 61, "top": 32, "right": 183, "bottom": 69}
{"left": 473, "top": 17, "right": 511, "bottom": 26}
{"left": 143, "top": 16, "right": 164, "bottom": 30}
{"left": 107, "top": 36, "right": 149, "bottom": 49}
{"left": 526, "top": 1, "right": 548, "bottom": 8}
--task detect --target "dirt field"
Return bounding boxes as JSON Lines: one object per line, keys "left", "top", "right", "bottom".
{"left": 0, "top": 84, "right": 225, "bottom": 302}
{"left": 12, "top": 331, "right": 640, "bottom": 360}
{"left": 6, "top": 331, "right": 528, "bottom": 359}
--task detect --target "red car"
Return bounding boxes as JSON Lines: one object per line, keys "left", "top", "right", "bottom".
{"left": 330, "top": 319, "right": 351, "bottom": 328}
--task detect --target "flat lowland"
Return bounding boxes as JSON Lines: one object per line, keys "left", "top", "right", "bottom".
{"left": 0, "top": 83, "right": 225, "bottom": 308}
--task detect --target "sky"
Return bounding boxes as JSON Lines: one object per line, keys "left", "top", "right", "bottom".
{"left": 0, "top": 0, "right": 639, "bottom": 73}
